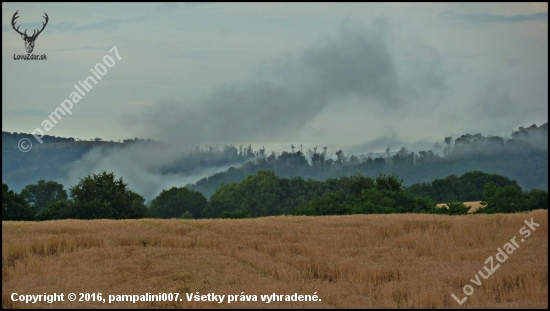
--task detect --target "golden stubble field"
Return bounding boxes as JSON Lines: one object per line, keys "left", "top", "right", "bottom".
{"left": 2, "top": 210, "right": 548, "bottom": 309}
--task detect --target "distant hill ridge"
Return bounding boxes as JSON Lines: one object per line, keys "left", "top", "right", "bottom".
{"left": 2, "top": 122, "right": 548, "bottom": 195}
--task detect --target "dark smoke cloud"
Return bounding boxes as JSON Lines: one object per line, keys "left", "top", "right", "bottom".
{"left": 127, "top": 26, "right": 404, "bottom": 144}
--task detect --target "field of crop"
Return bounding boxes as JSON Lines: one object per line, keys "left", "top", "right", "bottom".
{"left": 2, "top": 210, "right": 548, "bottom": 308}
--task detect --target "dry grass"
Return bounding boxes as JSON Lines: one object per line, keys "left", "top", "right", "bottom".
{"left": 437, "top": 201, "right": 484, "bottom": 213}
{"left": 2, "top": 210, "right": 547, "bottom": 308}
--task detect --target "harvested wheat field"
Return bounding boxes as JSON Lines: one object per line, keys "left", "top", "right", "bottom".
{"left": 2, "top": 210, "right": 548, "bottom": 309}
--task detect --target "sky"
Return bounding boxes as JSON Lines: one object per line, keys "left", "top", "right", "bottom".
{"left": 2, "top": 2, "right": 548, "bottom": 155}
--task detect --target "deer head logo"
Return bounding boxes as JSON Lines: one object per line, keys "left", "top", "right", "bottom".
{"left": 11, "top": 10, "right": 49, "bottom": 54}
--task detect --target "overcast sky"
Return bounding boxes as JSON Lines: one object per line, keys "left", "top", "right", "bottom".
{"left": 2, "top": 3, "right": 548, "bottom": 154}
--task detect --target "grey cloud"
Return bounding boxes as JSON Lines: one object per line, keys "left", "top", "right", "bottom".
{"left": 348, "top": 132, "right": 436, "bottom": 156}
{"left": 50, "top": 16, "right": 149, "bottom": 33}
{"left": 442, "top": 11, "right": 548, "bottom": 23}
{"left": 3, "top": 19, "right": 119, "bottom": 35}
{"left": 300, "top": 29, "right": 399, "bottom": 106}
{"left": 469, "top": 82, "right": 537, "bottom": 135}
{"left": 61, "top": 143, "right": 245, "bottom": 200}
{"left": 180, "top": 50, "right": 239, "bottom": 59}
{"left": 52, "top": 45, "right": 117, "bottom": 52}
{"left": 127, "top": 26, "right": 422, "bottom": 145}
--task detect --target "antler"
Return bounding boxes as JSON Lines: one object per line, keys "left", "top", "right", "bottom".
{"left": 32, "top": 12, "right": 49, "bottom": 38}
{"left": 11, "top": 10, "right": 25, "bottom": 36}
{"left": 11, "top": 11, "right": 49, "bottom": 39}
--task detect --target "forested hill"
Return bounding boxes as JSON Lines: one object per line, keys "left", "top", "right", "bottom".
{"left": 2, "top": 123, "right": 548, "bottom": 196}
{"left": 187, "top": 123, "right": 548, "bottom": 198}
{"left": 2, "top": 133, "right": 253, "bottom": 192}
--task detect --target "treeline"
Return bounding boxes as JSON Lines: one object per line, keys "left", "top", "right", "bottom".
{"left": 203, "top": 170, "right": 547, "bottom": 218}
{"left": 3, "top": 170, "right": 547, "bottom": 221}
{"left": 405, "top": 171, "right": 521, "bottom": 202}
{"left": 2, "top": 130, "right": 265, "bottom": 192}
{"left": 3, "top": 122, "right": 548, "bottom": 195}
{"left": 188, "top": 123, "right": 548, "bottom": 197}
{"left": 3, "top": 173, "right": 147, "bottom": 221}
{"left": 207, "top": 171, "right": 438, "bottom": 217}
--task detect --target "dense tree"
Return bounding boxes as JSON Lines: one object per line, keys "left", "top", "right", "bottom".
{"left": 209, "top": 171, "right": 438, "bottom": 217}
{"left": 36, "top": 200, "right": 72, "bottom": 221}
{"left": 375, "top": 173, "right": 403, "bottom": 192}
{"left": 443, "top": 202, "right": 470, "bottom": 215}
{"left": 477, "top": 183, "right": 525, "bottom": 213}
{"left": 353, "top": 187, "right": 436, "bottom": 215}
{"left": 341, "top": 173, "right": 375, "bottom": 195}
{"left": 149, "top": 187, "right": 207, "bottom": 219}
{"left": 204, "top": 170, "right": 284, "bottom": 218}
{"left": 524, "top": 189, "right": 548, "bottom": 211}
{"left": 476, "top": 182, "right": 548, "bottom": 214}
{"left": 69, "top": 171, "right": 148, "bottom": 219}
{"left": 295, "top": 191, "right": 354, "bottom": 216}
{"left": 406, "top": 171, "right": 521, "bottom": 203}
{"left": 295, "top": 174, "right": 436, "bottom": 216}
{"left": 2, "top": 183, "right": 35, "bottom": 221}
{"left": 204, "top": 170, "right": 355, "bottom": 218}
{"left": 220, "top": 209, "right": 251, "bottom": 219}
{"left": 179, "top": 210, "right": 194, "bottom": 219}
{"left": 20, "top": 180, "right": 68, "bottom": 213}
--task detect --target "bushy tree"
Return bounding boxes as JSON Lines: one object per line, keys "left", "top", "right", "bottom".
{"left": 342, "top": 173, "right": 375, "bottom": 195}
{"left": 295, "top": 191, "right": 355, "bottom": 216}
{"left": 354, "top": 187, "right": 436, "bottom": 214}
{"left": 21, "top": 180, "right": 68, "bottom": 213}
{"left": 477, "top": 182, "right": 526, "bottom": 214}
{"left": 2, "top": 183, "right": 35, "bottom": 221}
{"left": 204, "top": 170, "right": 351, "bottom": 218}
{"left": 179, "top": 210, "right": 194, "bottom": 219}
{"left": 375, "top": 173, "right": 403, "bottom": 192}
{"left": 477, "top": 183, "right": 548, "bottom": 214}
{"left": 220, "top": 209, "right": 251, "bottom": 219}
{"left": 205, "top": 170, "right": 283, "bottom": 218}
{"left": 445, "top": 202, "right": 470, "bottom": 215}
{"left": 406, "top": 171, "right": 521, "bottom": 203}
{"left": 524, "top": 189, "right": 548, "bottom": 210}
{"left": 69, "top": 171, "right": 147, "bottom": 219}
{"left": 149, "top": 187, "right": 207, "bottom": 219}
{"left": 294, "top": 173, "right": 436, "bottom": 216}
{"left": 36, "top": 200, "right": 72, "bottom": 221}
